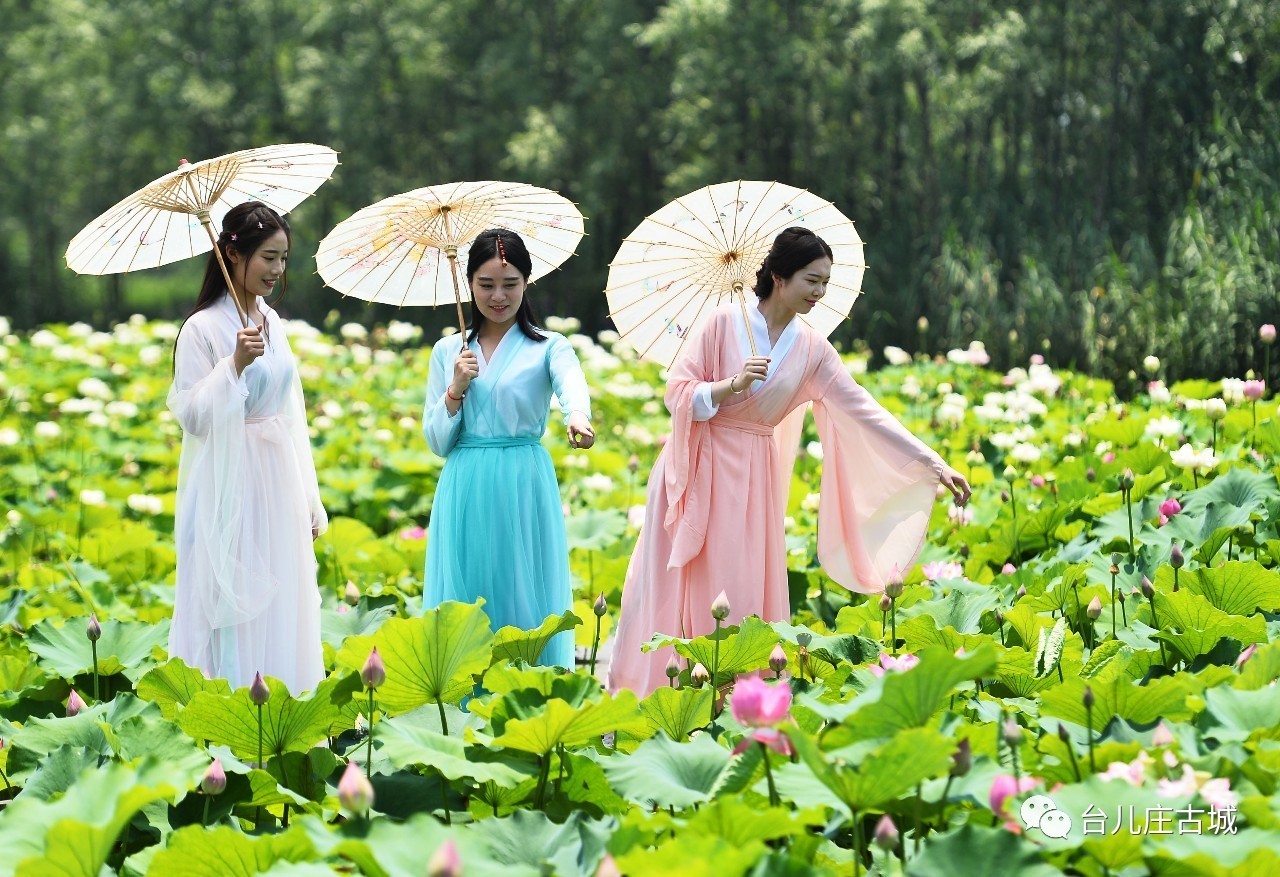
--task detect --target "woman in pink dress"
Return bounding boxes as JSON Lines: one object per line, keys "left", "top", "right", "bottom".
{"left": 607, "top": 227, "right": 971, "bottom": 696}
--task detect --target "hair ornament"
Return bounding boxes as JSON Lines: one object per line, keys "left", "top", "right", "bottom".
{"left": 258, "top": 221, "right": 264, "bottom": 229}
{"left": 230, "top": 233, "right": 237, "bottom": 241}
{"left": 496, "top": 233, "right": 508, "bottom": 266}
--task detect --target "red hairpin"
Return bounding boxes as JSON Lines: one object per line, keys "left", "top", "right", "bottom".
{"left": 496, "top": 233, "right": 507, "bottom": 266}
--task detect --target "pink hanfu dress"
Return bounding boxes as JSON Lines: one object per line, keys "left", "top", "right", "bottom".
{"left": 607, "top": 302, "right": 946, "bottom": 696}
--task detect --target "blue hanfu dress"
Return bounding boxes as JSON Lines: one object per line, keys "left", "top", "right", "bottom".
{"left": 422, "top": 327, "right": 591, "bottom": 667}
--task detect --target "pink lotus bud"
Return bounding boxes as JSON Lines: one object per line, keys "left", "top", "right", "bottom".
{"left": 665, "top": 654, "right": 681, "bottom": 679}
{"left": 878, "top": 593, "right": 893, "bottom": 612}
{"left": 1083, "top": 685, "right": 1095, "bottom": 708}
{"left": 729, "top": 677, "right": 792, "bottom": 728}
{"left": 344, "top": 581, "right": 360, "bottom": 606}
{"left": 1000, "top": 488, "right": 1010, "bottom": 503}
{"left": 67, "top": 689, "right": 86, "bottom": 716}
{"left": 627, "top": 454, "right": 640, "bottom": 474}
{"left": 1244, "top": 380, "right": 1265, "bottom": 401}
{"left": 593, "top": 593, "right": 608, "bottom": 617}
{"left": 710, "top": 591, "right": 731, "bottom": 621}
{"left": 768, "top": 643, "right": 788, "bottom": 675}
{"left": 361, "top": 647, "right": 385, "bottom": 690}
{"left": 337, "top": 761, "right": 375, "bottom": 814}
{"left": 86, "top": 613, "right": 101, "bottom": 642}
{"left": 1160, "top": 497, "right": 1182, "bottom": 517}
{"left": 950, "top": 737, "right": 972, "bottom": 777}
{"left": 1170, "top": 543, "right": 1185, "bottom": 569}
{"left": 1119, "top": 469, "right": 1135, "bottom": 491}
{"left": 873, "top": 814, "right": 899, "bottom": 851}
{"left": 1236, "top": 643, "right": 1257, "bottom": 667}
{"left": 989, "top": 774, "right": 1018, "bottom": 815}
{"left": 1057, "top": 723, "right": 1071, "bottom": 743}
{"left": 1261, "top": 324, "right": 1277, "bottom": 344}
{"left": 691, "top": 663, "right": 710, "bottom": 686}
{"left": 249, "top": 672, "right": 270, "bottom": 706}
{"left": 1031, "top": 474, "right": 1046, "bottom": 487}
{"left": 1102, "top": 451, "right": 1115, "bottom": 463}
{"left": 1086, "top": 596, "right": 1102, "bottom": 620}
{"left": 1151, "top": 723, "right": 1175, "bottom": 747}
{"left": 1003, "top": 717, "right": 1023, "bottom": 747}
{"left": 1085, "top": 467, "right": 1096, "bottom": 482}
{"left": 1015, "top": 584, "right": 1027, "bottom": 599}
{"left": 201, "top": 758, "right": 227, "bottom": 795}
{"left": 1002, "top": 563, "right": 1017, "bottom": 575}
{"left": 595, "top": 852, "right": 621, "bottom": 877}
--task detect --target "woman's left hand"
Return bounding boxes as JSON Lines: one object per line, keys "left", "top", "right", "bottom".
{"left": 940, "top": 466, "right": 972, "bottom": 506}
{"left": 567, "top": 412, "right": 595, "bottom": 450}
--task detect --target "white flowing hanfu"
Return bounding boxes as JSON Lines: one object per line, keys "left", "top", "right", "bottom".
{"left": 168, "top": 292, "right": 327, "bottom": 694}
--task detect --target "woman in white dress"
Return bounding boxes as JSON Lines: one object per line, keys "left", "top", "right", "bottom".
{"left": 168, "top": 201, "right": 327, "bottom": 694}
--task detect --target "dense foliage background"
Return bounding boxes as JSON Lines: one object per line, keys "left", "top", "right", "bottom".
{"left": 4, "top": 0, "right": 1280, "bottom": 377}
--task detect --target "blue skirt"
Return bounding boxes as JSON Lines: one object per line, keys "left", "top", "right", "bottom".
{"left": 424, "top": 436, "right": 574, "bottom": 667}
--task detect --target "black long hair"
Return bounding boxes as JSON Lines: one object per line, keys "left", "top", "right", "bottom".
{"left": 465, "top": 228, "right": 547, "bottom": 344}
{"left": 753, "top": 226, "right": 834, "bottom": 300}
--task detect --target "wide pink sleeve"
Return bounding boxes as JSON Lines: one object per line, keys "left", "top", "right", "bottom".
{"left": 810, "top": 344, "right": 944, "bottom": 594}
{"left": 660, "top": 313, "right": 725, "bottom": 569}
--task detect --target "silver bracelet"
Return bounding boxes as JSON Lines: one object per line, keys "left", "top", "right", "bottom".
{"left": 730, "top": 374, "right": 744, "bottom": 394}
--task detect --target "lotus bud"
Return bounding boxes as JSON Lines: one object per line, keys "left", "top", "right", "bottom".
{"left": 1143, "top": 355, "right": 1160, "bottom": 375}
{"left": 917, "top": 316, "right": 929, "bottom": 332}
{"left": 344, "top": 581, "right": 360, "bottom": 606}
{"left": 67, "top": 689, "right": 86, "bottom": 716}
{"left": 337, "top": 761, "right": 375, "bottom": 814}
{"left": 1086, "top": 467, "right": 1096, "bottom": 482}
{"left": 1119, "top": 469, "right": 1135, "bottom": 492}
{"left": 1151, "top": 722, "right": 1175, "bottom": 747}
{"left": 1170, "top": 542, "right": 1184, "bottom": 569}
{"left": 1057, "top": 723, "right": 1071, "bottom": 744}
{"left": 1015, "top": 584, "right": 1026, "bottom": 599}
{"left": 1031, "top": 474, "right": 1046, "bottom": 487}
{"left": 1003, "top": 465, "right": 1017, "bottom": 482}
{"left": 361, "top": 647, "right": 385, "bottom": 690}
{"left": 1159, "top": 498, "right": 1181, "bottom": 517}
{"left": 428, "top": 840, "right": 462, "bottom": 877}
{"left": 627, "top": 454, "right": 640, "bottom": 474}
{"left": 1000, "top": 489, "right": 1010, "bottom": 503}
{"left": 1244, "top": 380, "right": 1265, "bottom": 401}
{"left": 691, "top": 662, "right": 710, "bottom": 687}
{"left": 950, "top": 737, "right": 972, "bottom": 776}
{"left": 1086, "top": 596, "right": 1102, "bottom": 620}
{"left": 1141, "top": 577, "right": 1154, "bottom": 599}
{"left": 86, "top": 613, "right": 101, "bottom": 642}
{"left": 593, "top": 593, "right": 608, "bottom": 617}
{"left": 966, "top": 449, "right": 984, "bottom": 466}
{"left": 1206, "top": 398, "right": 1227, "bottom": 421}
{"left": 769, "top": 644, "right": 788, "bottom": 675}
{"left": 1003, "top": 717, "right": 1022, "bottom": 747}
{"left": 710, "top": 591, "right": 731, "bottom": 621}
{"left": 878, "top": 593, "right": 893, "bottom": 612}
{"left": 994, "top": 609, "right": 1004, "bottom": 624}
{"left": 873, "top": 814, "right": 899, "bottom": 851}
{"left": 1236, "top": 643, "right": 1257, "bottom": 667}
{"left": 884, "top": 580, "right": 904, "bottom": 600}
{"left": 249, "top": 671, "right": 270, "bottom": 706}
{"left": 201, "top": 758, "right": 227, "bottom": 795}
{"left": 665, "top": 654, "right": 681, "bottom": 680}
{"left": 1261, "top": 324, "right": 1277, "bottom": 344}
{"left": 1083, "top": 685, "right": 1095, "bottom": 709}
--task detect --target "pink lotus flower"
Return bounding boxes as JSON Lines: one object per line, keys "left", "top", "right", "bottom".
{"left": 730, "top": 677, "right": 791, "bottom": 728}
{"left": 399, "top": 526, "right": 427, "bottom": 540}
{"left": 989, "top": 773, "right": 1039, "bottom": 817}
{"left": 1031, "top": 474, "right": 1046, "bottom": 488}
{"left": 428, "top": 839, "right": 461, "bottom": 877}
{"left": 201, "top": 758, "right": 227, "bottom": 795}
{"left": 1102, "top": 451, "right": 1115, "bottom": 463}
{"left": 1159, "top": 498, "right": 1181, "bottom": 518}
{"left": 595, "top": 853, "right": 622, "bottom": 877}
{"left": 338, "top": 761, "right": 375, "bottom": 814}
{"left": 1261, "top": 324, "right": 1277, "bottom": 344}
{"left": 1199, "top": 777, "right": 1238, "bottom": 811}
{"left": 867, "top": 653, "right": 920, "bottom": 677}
{"left": 1098, "top": 751, "right": 1153, "bottom": 787}
{"left": 922, "top": 560, "right": 965, "bottom": 581}
{"left": 873, "top": 814, "right": 899, "bottom": 850}
{"left": 733, "top": 726, "right": 795, "bottom": 756}
{"left": 67, "top": 690, "right": 86, "bottom": 717}
{"left": 1244, "top": 380, "right": 1265, "bottom": 401}
{"left": 1030, "top": 354, "right": 1045, "bottom": 365}
{"left": 1151, "top": 722, "right": 1175, "bottom": 747}
{"left": 1236, "top": 643, "right": 1257, "bottom": 667}
{"left": 1002, "top": 563, "right": 1017, "bottom": 575}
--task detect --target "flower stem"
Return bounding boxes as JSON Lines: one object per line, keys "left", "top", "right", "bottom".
{"left": 1148, "top": 593, "right": 1168, "bottom": 666}
{"left": 365, "top": 690, "right": 375, "bottom": 775}
{"left": 589, "top": 615, "right": 602, "bottom": 676}
{"left": 1085, "top": 701, "right": 1096, "bottom": 772}
{"left": 257, "top": 703, "right": 264, "bottom": 769}
{"left": 759, "top": 742, "right": 779, "bottom": 807}
{"left": 436, "top": 698, "right": 450, "bottom": 736}
{"left": 890, "top": 598, "right": 898, "bottom": 657}
{"left": 201, "top": 794, "right": 211, "bottom": 827}
{"left": 852, "top": 810, "right": 863, "bottom": 877}
{"left": 91, "top": 639, "right": 99, "bottom": 702}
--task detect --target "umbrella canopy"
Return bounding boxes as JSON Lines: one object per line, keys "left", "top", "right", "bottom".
{"left": 65, "top": 143, "right": 339, "bottom": 325}
{"left": 315, "top": 180, "right": 584, "bottom": 331}
{"left": 605, "top": 180, "right": 865, "bottom": 367}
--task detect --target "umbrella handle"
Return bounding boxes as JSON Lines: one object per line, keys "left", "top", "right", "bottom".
{"left": 733, "top": 281, "right": 759, "bottom": 358}
{"left": 446, "top": 248, "right": 468, "bottom": 348}
{"left": 197, "top": 214, "right": 250, "bottom": 329}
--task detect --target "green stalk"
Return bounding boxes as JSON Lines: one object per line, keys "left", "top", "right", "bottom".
{"left": 589, "top": 614, "right": 602, "bottom": 676}
{"left": 257, "top": 703, "right": 264, "bottom": 768}
{"left": 436, "top": 698, "right": 450, "bottom": 736}
{"left": 1124, "top": 489, "right": 1135, "bottom": 562}
{"left": 1085, "top": 701, "right": 1096, "bottom": 772}
{"left": 890, "top": 598, "right": 898, "bottom": 656}
{"left": 710, "top": 617, "right": 723, "bottom": 728}
{"left": 1109, "top": 569, "right": 1117, "bottom": 639}
{"left": 91, "top": 639, "right": 99, "bottom": 701}
{"left": 759, "top": 743, "right": 779, "bottom": 807}
{"left": 365, "top": 690, "right": 375, "bottom": 775}
{"left": 852, "top": 810, "right": 863, "bottom": 877}
{"left": 201, "top": 794, "right": 211, "bottom": 826}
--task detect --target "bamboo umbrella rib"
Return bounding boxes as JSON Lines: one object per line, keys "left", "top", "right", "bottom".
{"left": 672, "top": 193, "right": 732, "bottom": 254}
{"left": 654, "top": 278, "right": 721, "bottom": 366}
{"left": 635, "top": 214, "right": 740, "bottom": 252}
{"left": 360, "top": 240, "right": 421, "bottom": 306}
{"left": 124, "top": 208, "right": 174, "bottom": 274}
{"left": 397, "top": 241, "right": 434, "bottom": 308}
{"left": 729, "top": 180, "right": 782, "bottom": 251}
{"left": 607, "top": 238, "right": 724, "bottom": 261}
{"left": 612, "top": 262, "right": 716, "bottom": 330}
{"left": 605, "top": 257, "right": 729, "bottom": 316}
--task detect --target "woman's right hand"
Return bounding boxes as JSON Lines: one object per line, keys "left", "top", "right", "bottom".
{"left": 736, "top": 355, "right": 771, "bottom": 388}
{"left": 233, "top": 324, "right": 265, "bottom": 375}
{"left": 451, "top": 347, "right": 479, "bottom": 398}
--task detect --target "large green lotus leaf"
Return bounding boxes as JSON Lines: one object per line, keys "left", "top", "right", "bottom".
{"left": 491, "top": 611, "right": 581, "bottom": 666}
{"left": 767, "top": 620, "right": 880, "bottom": 671}
{"left": 1162, "top": 503, "right": 1256, "bottom": 557}
{"left": 475, "top": 810, "right": 615, "bottom": 877}
{"left": 18, "top": 744, "right": 103, "bottom": 801}
{"left": 335, "top": 602, "right": 493, "bottom": 714}
{"left": 1038, "top": 672, "right": 1194, "bottom": 730}
{"left": 639, "top": 685, "right": 713, "bottom": 741}
{"left": 0, "top": 651, "right": 48, "bottom": 698}
{"left": 805, "top": 645, "right": 999, "bottom": 738}
{"left": 135, "top": 658, "right": 232, "bottom": 720}
{"left": 564, "top": 507, "right": 628, "bottom": 552}
{"left": 600, "top": 731, "right": 731, "bottom": 809}
{"left": 1091, "top": 417, "right": 1149, "bottom": 449}
{"left": 1152, "top": 588, "right": 1267, "bottom": 662}
{"left": 6, "top": 695, "right": 156, "bottom": 775}
{"left": 1143, "top": 826, "right": 1280, "bottom": 873}
{"left": 144, "top": 824, "right": 317, "bottom": 877}
{"left": 178, "top": 674, "right": 360, "bottom": 761}
{"left": 685, "top": 797, "right": 810, "bottom": 846}
{"left": 617, "top": 832, "right": 764, "bottom": 877}
{"left": 490, "top": 690, "right": 650, "bottom": 755}
{"left": 469, "top": 674, "right": 608, "bottom": 739}
{"left": 26, "top": 618, "right": 170, "bottom": 679}
{"left": 1237, "top": 640, "right": 1280, "bottom": 691}
{"left": 905, "top": 824, "right": 1060, "bottom": 877}
{"left": 375, "top": 713, "right": 534, "bottom": 786}
{"left": 896, "top": 615, "right": 990, "bottom": 656}
{"left": 1183, "top": 561, "right": 1280, "bottom": 616}
{"left": 644, "top": 616, "right": 784, "bottom": 676}
{"left": 0, "top": 758, "right": 190, "bottom": 877}
{"left": 1199, "top": 685, "right": 1280, "bottom": 744}
{"left": 906, "top": 587, "right": 1002, "bottom": 636}
{"left": 559, "top": 751, "right": 629, "bottom": 815}
{"left": 1179, "top": 466, "right": 1279, "bottom": 516}
{"left": 319, "top": 599, "right": 396, "bottom": 650}
{"left": 482, "top": 662, "right": 577, "bottom": 697}
{"left": 298, "top": 814, "right": 527, "bottom": 877}
{"left": 789, "top": 725, "right": 954, "bottom": 813}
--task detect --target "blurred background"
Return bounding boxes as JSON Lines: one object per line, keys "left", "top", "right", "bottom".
{"left": 3, "top": 0, "right": 1278, "bottom": 379}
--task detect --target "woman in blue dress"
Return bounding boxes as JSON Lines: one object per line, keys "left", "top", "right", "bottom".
{"left": 422, "top": 228, "right": 594, "bottom": 667}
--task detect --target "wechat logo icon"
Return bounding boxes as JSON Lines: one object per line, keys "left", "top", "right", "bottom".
{"left": 1021, "top": 795, "right": 1072, "bottom": 839}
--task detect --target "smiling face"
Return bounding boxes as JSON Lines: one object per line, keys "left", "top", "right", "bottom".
{"left": 230, "top": 229, "right": 289, "bottom": 299}
{"left": 772, "top": 256, "right": 832, "bottom": 316}
{"left": 469, "top": 255, "right": 526, "bottom": 329}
